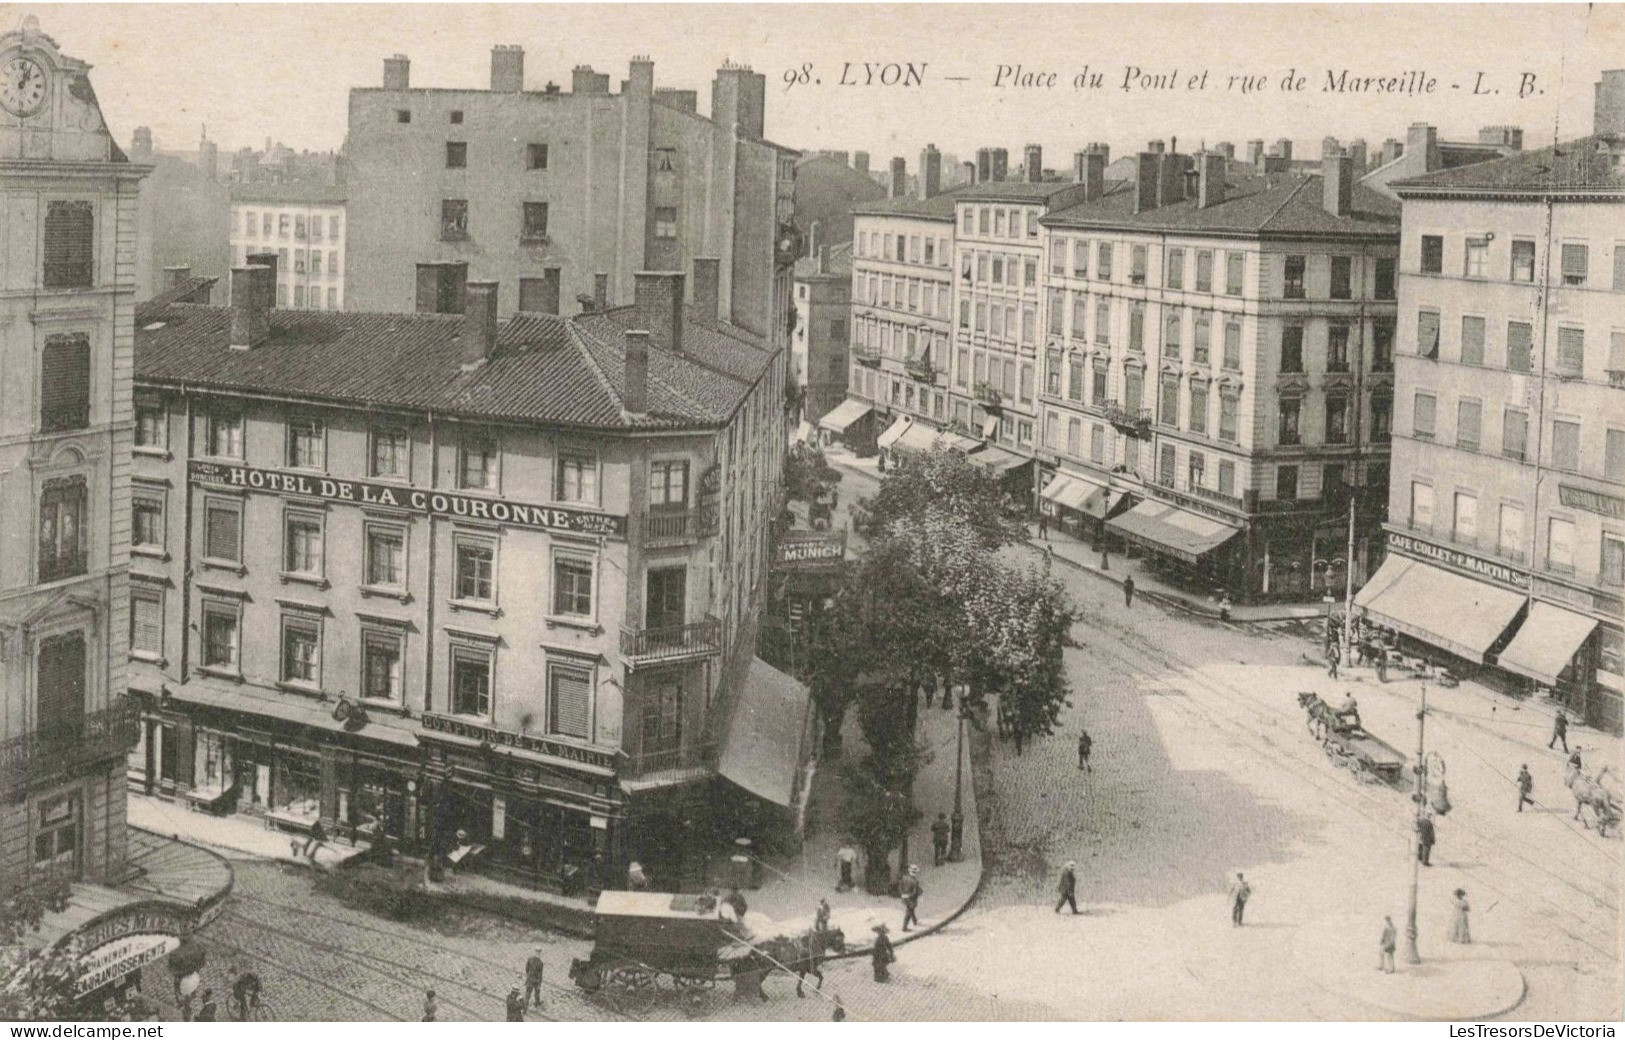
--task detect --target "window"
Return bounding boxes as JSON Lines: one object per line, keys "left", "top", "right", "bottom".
{"left": 1217, "top": 460, "right": 1236, "bottom": 496}
{"left": 1151, "top": 443, "right": 1173, "bottom": 487}
{"left": 1460, "top": 316, "right": 1485, "bottom": 366}
{"left": 202, "top": 603, "right": 239, "bottom": 670}
{"left": 1456, "top": 399, "right": 1481, "bottom": 450}
{"left": 287, "top": 417, "right": 324, "bottom": 470}
{"left": 1225, "top": 252, "right": 1244, "bottom": 295}
{"left": 1330, "top": 256, "right": 1353, "bottom": 299}
{"left": 1222, "top": 322, "right": 1241, "bottom": 370}
{"left": 1410, "top": 481, "right": 1434, "bottom": 529}
{"left": 1193, "top": 313, "right": 1211, "bottom": 364}
{"left": 370, "top": 429, "right": 408, "bottom": 478}
{"left": 395, "top": 109, "right": 411, "bottom": 123}
{"left": 1372, "top": 319, "right": 1394, "bottom": 372}
{"left": 1464, "top": 238, "right": 1488, "bottom": 278}
{"left": 310, "top": 252, "right": 322, "bottom": 277}
{"left": 1413, "top": 392, "right": 1436, "bottom": 439}
{"left": 1548, "top": 517, "right": 1576, "bottom": 571}
{"left": 1374, "top": 257, "right": 1396, "bottom": 300}
{"left": 1092, "top": 366, "right": 1107, "bottom": 406}
{"left": 1188, "top": 451, "right": 1206, "bottom": 490}
{"left": 284, "top": 516, "right": 324, "bottom": 577}
{"left": 1046, "top": 350, "right": 1062, "bottom": 396}
{"left": 994, "top": 210, "right": 1005, "bottom": 237}
{"left": 132, "top": 498, "right": 163, "bottom": 551}
{"left": 281, "top": 616, "right": 321, "bottom": 686}
{"left": 1089, "top": 423, "right": 1105, "bottom": 463}
{"left": 1371, "top": 394, "right": 1392, "bottom": 442}
{"left": 37, "top": 477, "right": 87, "bottom": 583}
{"left": 1493, "top": 406, "right": 1528, "bottom": 461}
{"left": 1511, "top": 239, "right": 1535, "bottom": 282}
{"left": 1327, "top": 324, "right": 1350, "bottom": 373}
{"left": 1046, "top": 289, "right": 1064, "bottom": 336}
{"left": 1124, "top": 368, "right": 1143, "bottom": 412}
{"left": 1159, "top": 374, "right": 1179, "bottom": 426}
{"left": 442, "top": 141, "right": 468, "bottom": 169}
{"left": 1417, "top": 310, "right": 1440, "bottom": 359}
{"left": 440, "top": 199, "right": 468, "bottom": 240}
{"left": 1219, "top": 392, "right": 1238, "bottom": 442}
{"left": 1166, "top": 248, "right": 1184, "bottom": 289}
{"left": 460, "top": 434, "right": 497, "bottom": 490}
{"left": 311, "top": 216, "right": 324, "bottom": 242}
{"left": 1498, "top": 504, "right": 1524, "bottom": 559}
{"left": 1507, "top": 321, "right": 1533, "bottom": 373}
{"left": 361, "top": 629, "right": 404, "bottom": 703}
{"left": 650, "top": 460, "right": 688, "bottom": 509}
{"left": 1128, "top": 303, "right": 1145, "bottom": 352}
{"left": 552, "top": 554, "right": 594, "bottom": 618}
{"left": 40, "top": 334, "right": 90, "bottom": 432}
{"left": 1602, "top": 535, "right": 1625, "bottom": 588}
{"left": 1560, "top": 243, "right": 1588, "bottom": 286}
{"left": 1284, "top": 255, "right": 1306, "bottom": 299}
{"left": 527, "top": 143, "right": 549, "bottom": 170}
{"left": 43, "top": 200, "right": 94, "bottom": 289}
{"left": 1607, "top": 427, "right": 1625, "bottom": 482}
{"left": 1556, "top": 327, "right": 1584, "bottom": 377}
{"left": 135, "top": 402, "right": 165, "bottom": 449}
{"left": 130, "top": 589, "right": 162, "bottom": 656}
{"left": 990, "top": 257, "right": 1004, "bottom": 286}
{"left": 1420, "top": 235, "right": 1443, "bottom": 274}
{"left": 1277, "top": 465, "right": 1299, "bottom": 501}
{"left": 1195, "top": 250, "right": 1213, "bottom": 292}
{"left": 1097, "top": 242, "right": 1113, "bottom": 281}
{"left": 1551, "top": 419, "right": 1580, "bottom": 471}
{"left": 547, "top": 661, "right": 592, "bottom": 740}
{"left": 1073, "top": 240, "right": 1089, "bottom": 278}
{"left": 556, "top": 453, "right": 598, "bottom": 504}
{"left": 30, "top": 790, "right": 78, "bottom": 872}
{"left": 1094, "top": 300, "right": 1110, "bottom": 344}
{"left": 1049, "top": 239, "right": 1065, "bottom": 275}
{"left": 1163, "top": 313, "right": 1181, "bottom": 359}
{"left": 293, "top": 286, "right": 306, "bottom": 308}
{"left": 1326, "top": 397, "right": 1349, "bottom": 444}
{"left": 1131, "top": 244, "right": 1147, "bottom": 284}
{"left": 1278, "top": 398, "right": 1301, "bottom": 445}
{"left": 1189, "top": 384, "right": 1208, "bottom": 434}
{"left": 1280, "top": 324, "right": 1304, "bottom": 373}
{"left": 278, "top": 214, "right": 290, "bottom": 239}
{"left": 962, "top": 208, "right": 974, "bottom": 235}
{"left": 202, "top": 500, "right": 241, "bottom": 564}
{"left": 641, "top": 684, "right": 681, "bottom": 758}
{"left": 1611, "top": 330, "right": 1625, "bottom": 385}
{"left": 451, "top": 648, "right": 491, "bottom": 717}
{"left": 1453, "top": 493, "right": 1478, "bottom": 543}
{"left": 1026, "top": 211, "right": 1038, "bottom": 239}
{"left": 455, "top": 539, "right": 495, "bottom": 602}
{"left": 522, "top": 202, "right": 549, "bottom": 241}
{"left": 654, "top": 206, "right": 677, "bottom": 239}
{"left": 1061, "top": 416, "right": 1079, "bottom": 455}
{"left": 365, "top": 527, "right": 405, "bottom": 588}
{"left": 1067, "top": 354, "right": 1083, "bottom": 401}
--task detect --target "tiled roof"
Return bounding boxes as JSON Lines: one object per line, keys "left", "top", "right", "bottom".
{"left": 1392, "top": 135, "right": 1625, "bottom": 194}
{"left": 955, "top": 179, "right": 1085, "bottom": 202}
{"left": 134, "top": 301, "right": 771, "bottom": 431}
{"left": 144, "top": 275, "right": 219, "bottom": 309}
{"left": 1042, "top": 173, "right": 1399, "bottom": 237}
{"left": 851, "top": 187, "right": 971, "bottom": 220}
{"left": 793, "top": 241, "right": 853, "bottom": 280}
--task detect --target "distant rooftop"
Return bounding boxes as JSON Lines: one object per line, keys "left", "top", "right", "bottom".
{"left": 229, "top": 182, "right": 347, "bottom": 205}
{"left": 955, "top": 179, "right": 1086, "bottom": 203}
{"left": 851, "top": 185, "right": 973, "bottom": 220}
{"left": 792, "top": 241, "right": 853, "bottom": 280}
{"left": 1042, "top": 173, "right": 1399, "bottom": 238}
{"left": 1392, "top": 135, "right": 1625, "bottom": 195}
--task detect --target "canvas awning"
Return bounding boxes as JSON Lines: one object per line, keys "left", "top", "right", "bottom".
{"left": 1105, "top": 498, "right": 1240, "bottom": 564}
{"left": 818, "top": 398, "right": 873, "bottom": 435}
{"left": 717, "top": 658, "right": 811, "bottom": 808}
{"left": 894, "top": 422, "right": 940, "bottom": 453}
{"left": 981, "top": 416, "right": 1000, "bottom": 440}
{"left": 936, "top": 430, "right": 983, "bottom": 454}
{"left": 1353, "top": 556, "right": 1525, "bottom": 664}
{"left": 877, "top": 415, "right": 913, "bottom": 451}
{"left": 1041, "top": 469, "right": 1120, "bottom": 519}
{"left": 1496, "top": 602, "right": 1598, "bottom": 686}
{"left": 971, "top": 445, "right": 1030, "bottom": 474}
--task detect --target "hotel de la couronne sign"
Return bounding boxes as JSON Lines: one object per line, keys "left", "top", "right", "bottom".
{"left": 191, "top": 461, "right": 625, "bottom": 537}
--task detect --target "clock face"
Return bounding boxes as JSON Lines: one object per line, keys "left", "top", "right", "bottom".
{"left": 1, "top": 55, "right": 48, "bottom": 117}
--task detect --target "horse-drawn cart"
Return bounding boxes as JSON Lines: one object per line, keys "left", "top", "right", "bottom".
{"left": 1297, "top": 692, "right": 1407, "bottom": 783}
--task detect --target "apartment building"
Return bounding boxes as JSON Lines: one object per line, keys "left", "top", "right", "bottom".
{"left": 229, "top": 183, "right": 347, "bottom": 310}
{"left": 1368, "top": 78, "right": 1625, "bottom": 732}
{"left": 1036, "top": 149, "right": 1400, "bottom": 599}
{"left": 790, "top": 231, "right": 852, "bottom": 428}
{"left": 127, "top": 259, "right": 798, "bottom": 891}
{"left": 0, "top": 19, "right": 147, "bottom": 893}
{"left": 344, "top": 48, "right": 797, "bottom": 349}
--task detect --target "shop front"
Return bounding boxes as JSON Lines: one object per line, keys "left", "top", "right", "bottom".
{"left": 817, "top": 398, "right": 878, "bottom": 455}
{"left": 1040, "top": 466, "right": 1126, "bottom": 542}
{"left": 1106, "top": 497, "right": 1241, "bottom": 591}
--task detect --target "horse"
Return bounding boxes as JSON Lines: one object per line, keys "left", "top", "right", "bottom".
{"left": 1297, "top": 692, "right": 1333, "bottom": 742}
{"left": 1567, "top": 764, "right": 1621, "bottom": 838}
{"left": 730, "top": 926, "right": 847, "bottom": 999}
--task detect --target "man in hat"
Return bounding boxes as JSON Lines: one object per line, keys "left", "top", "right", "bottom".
{"left": 1516, "top": 765, "right": 1534, "bottom": 812}
{"left": 523, "top": 948, "right": 545, "bottom": 1008}
{"left": 814, "top": 897, "right": 831, "bottom": 935}
{"left": 1549, "top": 710, "right": 1569, "bottom": 752}
{"left": 627, "top": 861, "right": 649, "bottom": 891}
{"left": 505, "top": 987, "right": 525, "bottom": 1021}
{"left": 1227, "top": 872, "right": 1251, "bottom": 926}
{"left": 1415, "top": 813, "right": 1435, "bottom": 867}
{"left": 898, "top": 865, "right": 923, "bottom": 931}
{"left": 930, "top": 812, "right": 951, "bottom": 866}
{"left": 1077, "top": 730, "right": 1093, "bottom": 773}
{"left": 836, "top": 843, "right": 858, "bottom": 892}
{"left": 1378, "top": 916, "right": 1396, "bottom": 973}
{"left": 1055, "top": 861, "right": 1080, "bottom": 915}
{"left": 870, "top": 924, "right": 895, "bottom": 982}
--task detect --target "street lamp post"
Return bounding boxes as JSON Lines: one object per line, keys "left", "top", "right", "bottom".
{"left": 1404, "top": 684, "right": 1429, "bottom": 965}
{"left": 949, "top": 688, "right": 966, "bottom": 861}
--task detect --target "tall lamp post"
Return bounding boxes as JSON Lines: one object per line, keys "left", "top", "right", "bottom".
{"left": 1404, "top": 684, "right": 1429, "bottom": 964}
{"left": 948, "top": 687, "right": 967, "bottom": 861}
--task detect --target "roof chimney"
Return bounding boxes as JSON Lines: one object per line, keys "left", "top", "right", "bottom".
{"left": 460, "top": 281, "right": 499, "bottom": 370}
{"left": 1322, "top": 136, "right": 1341, "bottom": 158}
{"left": 1215, "top": 141, "right": 1235, "bottom": 160}
{"left": 853, "top": 151, "right": 870, "bottom": 176}
{"left": 1198, "top": 152, "right": 1227, "bottom": 209}
{"left": 634, "top": 271, "right": 685, "bottom": 355}
{"left": 162, "top": 265, "right": 192, "bottom": 290}
{"left": 1262, "top": 155, "right": 1290, "bottom": 175}
{"left": 1380, "top": 138, "right": 1404, "bottom": 166}
{"left": 623, "top": 329, "right": 650, "bottom": 414}
{"left": 491, "top": 45, "right": 524, "bottom": 92}
{"left": 1274, "top": 138, "right": 1293, "bottom": 162}
{"left": 130, "top": 127, "right": 153, "bottom": 163}
{"left": 990, "top": 148, "right": 1009, "bottom": 181}
{"left": 1405, "top": 123, "right": 1439, "bottom": 175}
{"left": 1148, "top": 139, "right": 1166, "bottom": 154}
{"left": 246, "top": 252, "right": 278, "bottom": 308}
{"left": 807, "top": 220, "right": 821, "bottom": 260}
{"left": 1133, "top": 152, "right": 1159, "bottom": 213}
{"left": 572, "top": 65, "right": 610, "bottom": 95}
{"left": 594, "top": 273, "right": 610, "bottom": 313}
{"left": 1082, "top": 151, "right": 1106, "bottom": 201}
{"left": 1323, "top": 152, "right": 1354, "bottom": 218}
{"left": 1024, "top": 143, "right": 1043, "bottom": 182}
{"left": 975, "top": 148, "right": 991, "bottom": 184}
{"left": 229, "top": 266, "right": 270, "bottom": 350}
{"left": 1246, "top": 139, "right": 1266, "bottom": 168}
{"left": 919, "top": 144, "right": 942, "bottom": 199}
{"left": 692, "top": 257, "right": 721, "bottom": 320}
{"left": 889, "top": 157, "right": 907, "bottom": 198}
{"left": 383, "top": 54, "right": 410, "bottom": 90}
{"left": 415, "top": 262, "right": 467, "bottom": 314}
{"left": 1347, "top": 138, "right": 1369, "bottom": 174}
{"left": 1157, "top": 152, "right": 1186, "bottom": 206}
{"left": 1596, "top": 69, "right": 1625, "bottom": 135}
{"left": 1477, "top": 125, "right": 1524, "bottom": 150}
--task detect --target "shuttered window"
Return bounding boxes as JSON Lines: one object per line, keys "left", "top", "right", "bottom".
{"left": 36, "top": 631, "right": 86, "bottom": 740}
{"left": 40, "top": 334, "right": 90, "bottom": 432}
{"left": 1417, "top": 311, "right": 1440, "bottom": 359}
{"left": 1552, "top": 420, "right": 1580, "bottom": 471}
{"left": 43, "top": 201, "right": 94, "bottom": 289}
{"left": 204, "top": 502, "right": 241, "bottom": 563}
{"left": 547, "top": 662, "right": 592, "bottom": 740}
{"left": 38, "top": 477, "right": 87, "bottom": 583}
{"left": 131, "top": 591, "right": 162, "bottom": 655}
{"left": 1556, "top": 327, "right": 1585, "bottom": 376}
{"left": 1506, "top": 322, "right": 1533, "bottom": 373}
{"left": 1502, "top": 408, "right": 1528, "bottom": 461}
{"left": 1456, "top": 400, "right": 1481, "bottom": 450}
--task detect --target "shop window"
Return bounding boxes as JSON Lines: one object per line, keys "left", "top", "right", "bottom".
{"left": 454, "top": 538, "right": 496, "bottom": 603}
{"left": 32, "top": 794, "right": 79, "bottom": 875}
{"left": 547, "top": 661, "right": 592, "bottom": 741}
{"left": 38, "top": 477, "right": 87, "bottom": 583}
{"left": 460, "top": 433, "right": 497, "bottom": 490}
{"left": 552, "top": 553, "right": 594, "bottom": 618}
{"left": 201, "top": 603, "right": 239, "bottom": 671}
{"left": 131, "top": 589, "right": 163, "bottom": 657}
{"left": 556, "top": 453, "right": 598, "bottom": 504}
{"left": 451, "top": 647, "right": 492, "bottom": 717}
{"left": 40, "top": 334, "right": 90, "bottom": 433}
{"left": 43, "top": 201, "right": 94, "bottom": 289}
{"left": 361, "top": 628, "right": 405, "bottom": 703}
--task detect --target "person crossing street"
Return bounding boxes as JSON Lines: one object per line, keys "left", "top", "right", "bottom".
{"left": 1227, "top": 872, "right": 1251, "bottom": 926}
{"left": 1378, "top": 916, "right": 1397, "bottom": 973}
{"left": 1055, "top": 861, "right": 1080, "bottom": 915}
{"left": 1549, "top": 710, "right": 1569, "bottom": 752}
{"left": 931, "top": 812, "right": 951, "bottom": 866}
{"left": 899, "top": 865, "right": 923, "bottom": 931}
{"left": 1516, "top": 765, "right": 1534, "bottom": 812}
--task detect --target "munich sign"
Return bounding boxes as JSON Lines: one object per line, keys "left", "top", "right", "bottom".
{"left": 774, "top": 533, "right": 847, "bottom": 570}
{"left": 191, "top": 461, "right": 625, "bottom": 537}
{"left": 420, "top": 712, "right": 620, "bottom": 772}
{"left": 1388, "top": 533, "right": 1529, "bottom": 589}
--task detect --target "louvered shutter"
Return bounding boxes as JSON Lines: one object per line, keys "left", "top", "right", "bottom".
{"left": 43, "top": 201, "right": 94, "bottom": 289}
{"left": 36, "top": 632, "right": 85, "bottom": 740}
{"left": 40, "top": 334, "right": 90, "bottom": 432}
{"left": 548, "top": 665, "right": 592, "bottom": 740}
{"left": 132, "top": 593, "right": 161, "bottom": 654}
{"left": 1557, "top": 328, "right": 1585, "bottom": 375}
{"left": 205, "top": 504, "right": 240, "bottom": 562}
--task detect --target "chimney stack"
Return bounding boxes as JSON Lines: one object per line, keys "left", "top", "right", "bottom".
{"left": 131, "top": 127, "right": 153, "bottom": 163}
{"left": 807, "top": 221, "right": 821, "bottom": 260}
{"left": 692, "top": 257, "right": 721, "bottom": 320}
{"left": 1323, "top": 152, "right": 1354, "bottom": 218}
{"left": 1262, "top": 155, "right": 1290, "bottom": 175}
{"left": 229, "top": 266, "right": 270, "bottom": 349}
{"left": 246, "top": 252, "right": 279, "bottom": 309}
{"left": 1596, "top": 69, "right": 1625, "bottom": 135}
{"left": 1157, "top": 152, "right": 1186, "bottom": 206}
{"left": 961, "top": 160, "right": 976, "bottom": 185}
{"left": 1322, "top": 136, "right": 1341, "bottom": 158}
{"left": 853, "top": 151, "right": 870, "bottom": 176}
{"left": 491, "top": 45, "right": 524, "bottom": 92}
{"left": 572, "top": 65, "right": 610, "bottom": 94}
{"left": 1081, "top": 151, "right": 1106, "bottom": 201}
{"left": 1380, "top": 138, "right": 1404, "bottom": 165}
{"left": 1347, "top": 138, "right": 1368, "bottom": 174}
{"left": 1133, "top": 152, "right": 1160, "bottom": 213}
{"left": 1477, "top": 125, "right": 1524, "bottom": 150}
{"left": 1198, "top": 152, "right": 1227, "bottom": 208}
{"left": 1148, "top": 139, "right": 1166, "bottom": 154}
{"left": 594, "top": 273, "right": 610, "bottom": 313}
{"left": 1247, "top": 139, "right": 1266, "bottom": 167}
{"left": 889, "top": 157, "right": 907, "bottom": 198}
{"left": 817, "top": 245, "right": 830, "bottom": 275}
{"left": 1024, "top": 143, "right": 1043, "bottom": 182}
{"left": 974, "top": 148, "right": 991, "bottom": 184}
{"left": 919, "top": 144, "right": 942, "bottom": 199}
{"left": 1274, "top": 138, "right": 1293, "bottom": 162}
{"left": 1404, "top": 123, "right": 1440, "bottom": 175}
{"left": 162, "top": 265, "right": 192, "bottom": 291}
{"left": 623, "top": 330, "right": 650, "bottom": 414}
{"left": 383, "top": 54, "right": 410, "bottom": 90}
{"left": 460, "top": 281, "right": 500, "bottom": 369}
{"left": 1215, "top": 141, "right": 1236, "bottom": 160}
{"left": 634, "top": 272, "right": 685, "bottom": 355}
{"left": 990, "top": 148, "right": 1009, "bottom": 181}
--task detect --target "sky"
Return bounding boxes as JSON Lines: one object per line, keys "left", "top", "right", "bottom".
{"left": 22, "top": 3, "right": 1625, "bottom": 162}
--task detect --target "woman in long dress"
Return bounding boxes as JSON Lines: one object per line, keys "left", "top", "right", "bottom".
{"left": 1449, "top": 888, "right": 1472, "bottom": 944}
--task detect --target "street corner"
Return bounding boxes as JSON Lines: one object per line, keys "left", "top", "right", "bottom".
{"left": 1292, "top": 912, "right": 1527, "bottom": 1021}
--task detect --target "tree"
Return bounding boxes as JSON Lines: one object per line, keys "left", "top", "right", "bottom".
{"left": 0, "top": 877, "right": 79, "bottom": 1021}
{"left": 784, "top": 445, "right": 839, "bottom": 505}
{"left": 838, "top": 749, "right": 924, "bottom": 894}
{"left": 960, "top": 561, "right": 1077, "bottom": 753}
{"left": 851, "top": 445, "right": 1019, "bottom": 549}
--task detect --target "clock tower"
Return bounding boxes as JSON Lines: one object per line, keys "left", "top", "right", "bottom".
{"left": 0, "top": 16, "right": 149, "bottom": 892}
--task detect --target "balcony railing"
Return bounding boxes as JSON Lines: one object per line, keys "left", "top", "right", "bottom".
{"left": 904, "top": 357, "right": 936, "bottom": 382}
{"left": 1188, "top": 483, "right": 1244, "bottom": 509}
{"left": 974, "top": 381, "right": 1004, "bottom": 408}
{"left": 644, "top": 509, "right": 699, "bottom": 544}
{"left": 38, "top": 550, "right": 88, "bottom": 585}
{"left": 1103, "top": 401, "right": 1152, "bottom": 431}
{"left": 625, "top": 743, "right": 715, "bottom": 778}
{"left": 620, "top": 617, "right": 722, "bottom": 667}
{"left": 852, "top": 343, "right": 882, "bottom": 365}
{"left": 3, "top": 696, "right": 138, "bottom": 799}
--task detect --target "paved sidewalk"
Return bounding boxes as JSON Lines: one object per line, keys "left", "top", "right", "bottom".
{"left": 129, "top": 793, "right": 372, "bottom": 869}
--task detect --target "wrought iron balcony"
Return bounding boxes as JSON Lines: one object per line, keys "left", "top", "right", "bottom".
{"left": 974, "top": 381, "right": 1005, "bottom": 408}
{"left": 1103, "top": 401, "right": 1152, "bottom": 431}
{"left": 904, "top": 356, "right": 936, "bottom": 382}
{"left": 1188, "top": 483, "right": 1245, "bottom": 509}
{"left": 625, "top": 742, "right": 716, "bottom": 779}
{"left": 3, "top": 696, "right": 138, "bottom": 800}
{"left": 852, "top": 343, "right": 882, "bottom": 366}
{"left": 620, "top": 617, "right": 722, "bottom": 669}
{"left": 643, "top": 509, "right": 701, "bottom": 545}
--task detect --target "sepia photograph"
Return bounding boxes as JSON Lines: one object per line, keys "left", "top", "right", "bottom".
{"left": 0, "top": 1, "right": 1620, "bottom": 1024}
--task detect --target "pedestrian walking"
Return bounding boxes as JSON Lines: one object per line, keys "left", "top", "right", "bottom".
{"left": 1227, "top": 872, "right": 1251, "bottom": 926}
{"left": 831, "top": 993, "right": 847, "bottom": 1021}
{"left": 422, "top": 989, "right": 438, "bottom": 1022}
{"left": 1375, "top": 649, "right": 1388, "bottom": 684}
{"left": 1549, "top": 710, "right": 1569, "bottom": 752}
{"left": 1218, "top": 594, "right": 1232, "bottom": 623}
{"left": 1123, "top": 575, "right": 1135, "bottom": 609}
{"left": 1077, "top": 730, "right": 1093, "bottom": 772}
{"left": 523, "top": 948, "right": 545, "bottom": 1008}
{"left": 923, "top": 674, "right": 936, "bottom": 709}
{"left": 1415, "top": 814, "right": 1435, "bottom": 866}
{"left": 1378, "top": 916, "right": 1396, "bottom": 973}
{"left": 1055, "top": 861, "right": 1080, "bottom": 915}
{"left": 1448, "top": 889, "right": 1471, "bottom": 944}
{"left": 1516, "top": 765, "right": 1534, "bottom": 812}
{"left": 1043, "top": 542, "right": 1054, "bottom": 570}
{"left": 899, "top": 865, "right": 922, "bottom": 931}
{"left": 304, "top": 819, "right": 327, "bottom": 863}
{"left": 505, "top": 988, "right": 525, "bottom": 1021}
{"left": 869, "top": 924, "right": 895, "bottom": 983}
{"left": 1100, "top": 541, "right": 1110, "bottom": 572}
{"left": 930, "top": 812, "right": 951, "bottom": 866}
{"left": 814, "top": 897, "right": 831, "bottom": 935}
{"left": 836, "top": 844, "right": 857, "bottom": 892}
{"left": 627, "top": 861, "right": 649, "bottom": 890}
{"left": 1038, "top": 513, "right": 1049, "bottom": 541}
{"left": 230, "top": 972, "right": 262, "bottom": 1021}
{"left": 1327, "top": 642, "right": 1340, "bottom": 680}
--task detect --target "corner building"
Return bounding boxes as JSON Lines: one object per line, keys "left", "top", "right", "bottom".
{"left": 128, "top": 261, "right": 789, "bottom": 891}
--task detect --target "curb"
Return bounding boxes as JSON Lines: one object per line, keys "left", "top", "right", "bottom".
{"left": 129, "top": 824, "right": 237, "bottom": 914}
